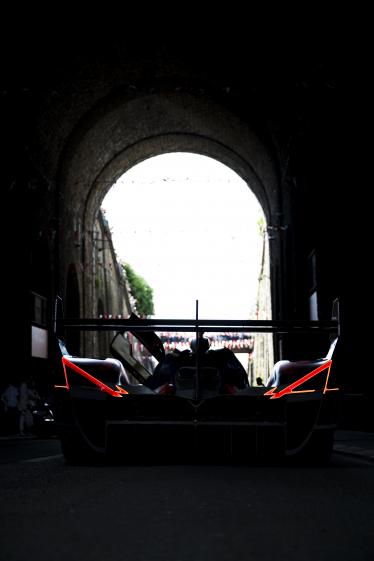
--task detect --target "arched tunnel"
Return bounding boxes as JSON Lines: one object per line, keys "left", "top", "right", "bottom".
{"left": 2, "top": 28, "right": 365, "bottom": 426}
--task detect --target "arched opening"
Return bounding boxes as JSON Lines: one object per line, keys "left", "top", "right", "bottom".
{"left": 102, "top": 153, "right": 268, "bottom": 317}
{"left": 101, "top": 152, "right": 273, "bottom": 383}
{"left": 58, "top": 90, "right": 282, "bottom": 365}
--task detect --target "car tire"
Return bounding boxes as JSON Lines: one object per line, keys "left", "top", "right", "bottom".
{"left": 60, "top": 428, "right": 106, "bottom": 465}
{"left": 288, "top": 429, "right": 334, "bottom": 466}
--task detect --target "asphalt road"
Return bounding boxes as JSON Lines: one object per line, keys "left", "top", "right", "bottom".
{"left": 0, "top": 438, "right": 373, "bottom": 561}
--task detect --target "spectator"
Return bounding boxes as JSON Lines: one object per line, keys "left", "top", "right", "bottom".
{"left": 28, "top": 379, "right": 40, "bottom": 408}
{"left": 18, "top": 380, "right": 34, "bottom": 436}
{"left": 1, "top": 382, "right": 19, "bottom": 434}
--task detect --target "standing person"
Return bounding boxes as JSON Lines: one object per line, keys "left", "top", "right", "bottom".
{"left": 1, "top": 382, "right": 19, "bottom": 434}
{"left": 28, "top": 379, "right": 40, "bottom": 408}
{"left": 18, "top": 380, "right": 34, "bottom": 436}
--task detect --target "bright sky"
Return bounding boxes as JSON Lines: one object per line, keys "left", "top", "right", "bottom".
{"left": 101, "top": 153, "right": 265, "bottom": 319}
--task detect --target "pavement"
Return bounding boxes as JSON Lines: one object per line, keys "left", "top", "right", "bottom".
{"left": 333, "top": 430, "right": 374, "bottom": 463}
{"left": 1, "top": 430, "right": 374, "bottom": 463}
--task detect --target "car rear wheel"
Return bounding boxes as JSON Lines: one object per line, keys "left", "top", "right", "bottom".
{"left": 60, "top": 428, "right": 106, "bottom": 465}
{"left": 288, "top": 429, "right": 334, "bottom": 466}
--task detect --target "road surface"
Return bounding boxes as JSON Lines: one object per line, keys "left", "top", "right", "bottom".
{"left": 0, "top": 437, "right": 373, "bottom": 561}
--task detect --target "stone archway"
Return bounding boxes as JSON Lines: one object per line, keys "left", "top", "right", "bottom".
{"left": 58, "top": 90, "right": 283, "bottom": 324}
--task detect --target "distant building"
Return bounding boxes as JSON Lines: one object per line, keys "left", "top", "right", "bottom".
{"left": 252, "top": 222, "right": 274, "bottom": 384}
{"left": 91, "top": 210, "right": 132, "bottom": 357}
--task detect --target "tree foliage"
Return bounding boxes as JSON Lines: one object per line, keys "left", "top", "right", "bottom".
{"left": 122, "top": 263, "right": 155, "bottom": 317}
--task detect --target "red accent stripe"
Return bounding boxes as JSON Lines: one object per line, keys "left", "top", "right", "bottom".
{"left": 264, "top": 360, "right": 337, "bottom": 399}
{"left": 263, "top": 386, "right": 277, "bottom": 396}
{"left": 62, "top": 357, "right": 128, "bottom": 397}
{"left": 62, "top": 361, "right": 70, "bottom": 389}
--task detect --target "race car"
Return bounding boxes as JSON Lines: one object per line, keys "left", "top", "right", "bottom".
{"left": 53, "top": 301, "right": 340, "bottom": 465}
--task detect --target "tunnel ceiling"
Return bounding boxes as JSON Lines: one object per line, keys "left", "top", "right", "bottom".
{"left": 2, "top": 28, "right": 340, "bottom": 187}
{"left": 2, "top": 28, "right": 344, "bottom": 316}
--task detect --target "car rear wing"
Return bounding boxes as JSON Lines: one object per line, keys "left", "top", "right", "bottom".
{"left": 57, "top": 318, "right": 339, "bottom": 333}
{"left": 54, "top": 298, "right": 339, "bottom": 395}
{"left": 54, "top": 297, "right": 339, "bottom": 352}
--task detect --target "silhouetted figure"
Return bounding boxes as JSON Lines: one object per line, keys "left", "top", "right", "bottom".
{"left": 18, "top": 380, "right": 34, "bottom": 436}
{"left": 1, "top": 382, "right": 19, "bottom": 434}
{"left": 146, "top": 332, "right": 249, "bottom": 392}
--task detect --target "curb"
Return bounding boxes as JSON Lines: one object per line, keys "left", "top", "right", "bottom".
{"left": 0, "top": 434, "right": 38, "bottom": 441}
{"left": 0, "top": 434, "right": 57, "bottom": 441}
{"left": 333, "top": 444, "right": 374, "bottom": 463}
